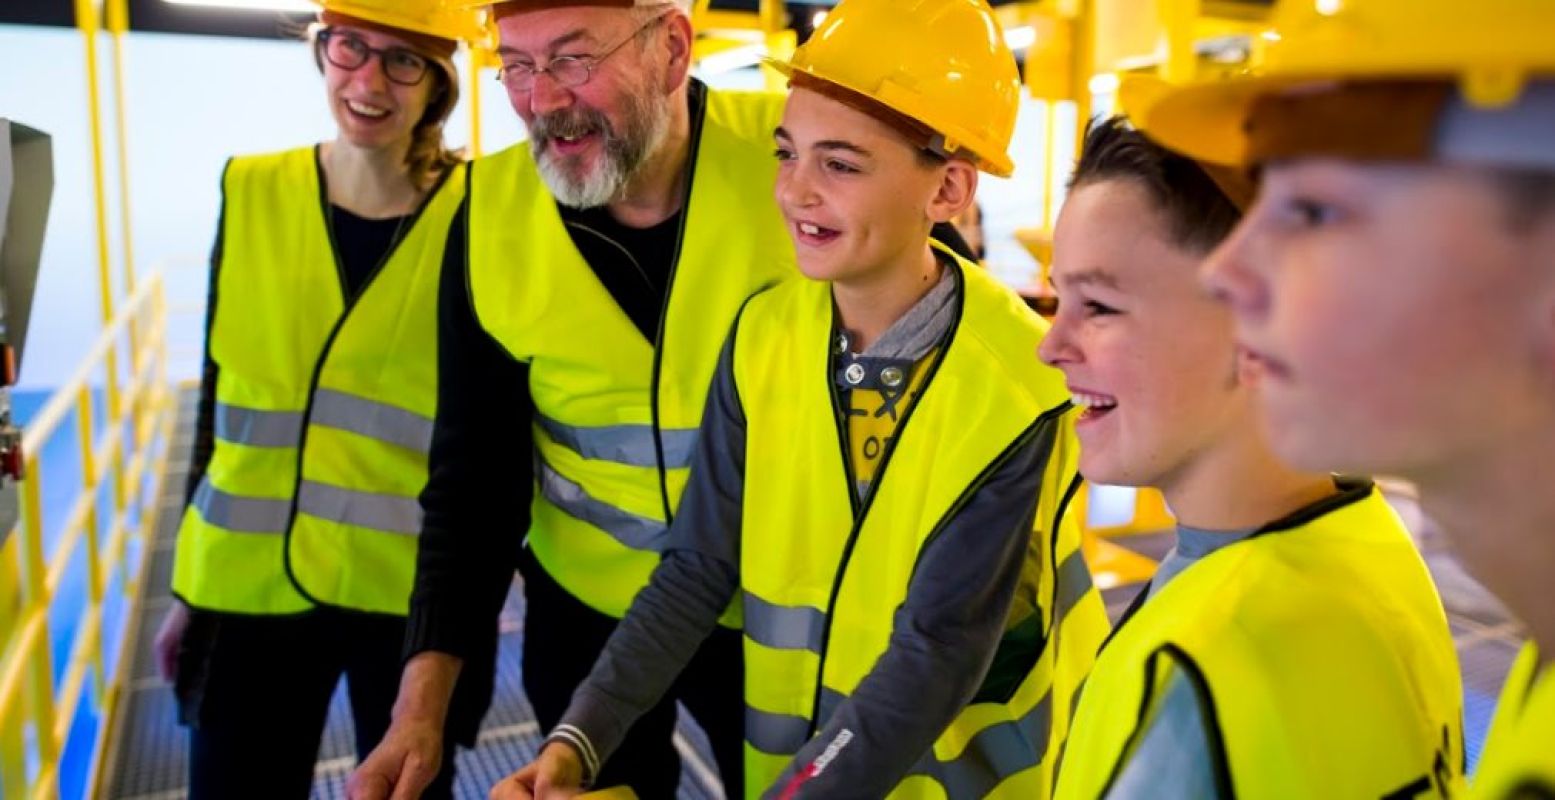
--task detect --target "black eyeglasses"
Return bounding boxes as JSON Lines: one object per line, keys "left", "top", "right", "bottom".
{"left": 318, "top": 28, "right": 432, "bottom": 87}
{"left": 495, "top": 12, "right": 669, "bottom": 92}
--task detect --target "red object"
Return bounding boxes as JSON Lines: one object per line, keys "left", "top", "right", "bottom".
{"left": 776, "top": 763, "right": 817, "bottom": 800}
{"left": 1, "top": 344, "right": 14, "bottom": 386}
{"left": 2, "top": 438, "right": 24, "bottom": 481}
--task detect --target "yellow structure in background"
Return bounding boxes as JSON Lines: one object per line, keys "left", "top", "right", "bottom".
{"left": 0, "top": 276, "right": 174, "bottom": 800}
{"left": 0, "top": 0, "right": 175, "bottom": 796}
{"left": 691, "top": 0, "right": 796, "bottom": 91}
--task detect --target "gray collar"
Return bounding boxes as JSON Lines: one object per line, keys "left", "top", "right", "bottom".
{"left": 857, "top": 262, "right": 959, "bottom": 361}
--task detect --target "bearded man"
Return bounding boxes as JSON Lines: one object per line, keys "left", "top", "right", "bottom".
{"left": 349, "top": 1, "right": 791, "bottom": 797}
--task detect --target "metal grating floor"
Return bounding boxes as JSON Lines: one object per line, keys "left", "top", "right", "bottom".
{"left": 102, "top": 390, "right": 723, "bottom": 800}
{"left": 102, "top": 391, "right": 1524, "bottom": 797}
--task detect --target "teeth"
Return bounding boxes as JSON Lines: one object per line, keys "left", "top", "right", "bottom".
{"left": 800, "top": 223, "right": 823, "bottom": 235}
{"left": 1071, "top": 392, "right": 1117, "bottom": 409}
{"left": 347, "top": 100, "right": 388, "bottom": 118}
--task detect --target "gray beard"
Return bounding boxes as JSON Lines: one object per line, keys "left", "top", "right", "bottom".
{"left": 532, "top": 88, "right": 671, "bottom": 209}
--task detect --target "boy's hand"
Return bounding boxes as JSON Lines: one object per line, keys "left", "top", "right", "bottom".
{"left": 489, "top": 741, "right": 586, "bottom": 800}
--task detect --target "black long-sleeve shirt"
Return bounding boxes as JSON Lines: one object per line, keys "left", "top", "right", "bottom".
{"left": 403, "top": 192, "right": 685, "bottom": 659}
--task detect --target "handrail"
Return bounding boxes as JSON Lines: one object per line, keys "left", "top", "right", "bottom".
{"left": 19, "top": 274, "right": 161, "bottom": 460}
{"left": 0, "top": 272, "right": 174, "bottom": 800}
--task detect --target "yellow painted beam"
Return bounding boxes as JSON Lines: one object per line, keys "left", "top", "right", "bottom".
{"left": 694, "top": 9, "right": 763, "bottom": 32}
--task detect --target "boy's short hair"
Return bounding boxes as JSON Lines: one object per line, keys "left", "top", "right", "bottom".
{"left": 1070, "top": 115, "right": 1242, "bottom": 253}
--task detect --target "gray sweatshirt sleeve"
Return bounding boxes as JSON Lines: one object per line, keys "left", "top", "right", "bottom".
{"left": 1105, "top": 665, "right": 1227, "bottom": 800}
{"left": 550, "top": 331, "right": 747, "bottom": 781}
{"left": 768, "top": 417, "right": 1058, "bottom": 800}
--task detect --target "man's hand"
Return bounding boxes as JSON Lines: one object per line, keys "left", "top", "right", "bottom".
{"left": 347, "top": 652, "right": 462, "bottom": 800}
{"left": 348, "top": 715, "right": 445, "bottom": 800}
{"left": 488, "top": 741, "right": 587, "bottom": 800}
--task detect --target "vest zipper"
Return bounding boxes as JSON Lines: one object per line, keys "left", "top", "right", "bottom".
{"left": 647, "top": 81, "right": 710, "bottom": 525}
{"left": 805, "top": 260, "right": 966, "bottom": 736}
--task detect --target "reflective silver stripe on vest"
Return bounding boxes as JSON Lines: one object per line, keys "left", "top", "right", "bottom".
{"left": 743, "top": 592, "right": 827, "bottom": 654}
{"left": 295, "top": 481, "right": 423, "bottom": 536}
{"left": 192, "top": 477, "right": 293, "bottom": 533}
{"left": 907, "top": 688, "right": 1056, "bottom": 799}
{"left": 536, "top": 458, "right": 669, "bottom": 552}
{"left": 536, "top": 413, "right": 698, "bottom": 470}
{"left": 215, "top": 403, "right": 304, "bottom": 448}
{"left": 1055, "top": 548, "right": 1095, "bottom": 623}
{"left": 745, "top": 705, "right": 813, "bottom": 756}
{"left": 216, "top": 393, "right": 434, "bottom": 455}
{"left": 310, "top": 388, "right": 436, "bottom": 455}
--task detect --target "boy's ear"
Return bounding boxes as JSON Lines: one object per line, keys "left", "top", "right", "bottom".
{"left": 926, "top": 160, "right": 979, "bottom": 224}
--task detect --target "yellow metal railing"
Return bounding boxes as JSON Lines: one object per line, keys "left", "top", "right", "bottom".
{"left": 0, "top": 273, "right": 174, "bottom": 800}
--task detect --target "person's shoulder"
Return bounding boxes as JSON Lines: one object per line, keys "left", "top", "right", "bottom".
{"left": 704, "top": 87, "right": 786, "bottom": 148}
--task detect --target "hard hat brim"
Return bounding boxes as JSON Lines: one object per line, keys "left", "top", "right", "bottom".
{"left": 1121, "top": 72, "right": 1325, "bottom": 167}
{"left": 311, "top": 0, "right": 482, "bottom": 42}
{"left": 762, "top": 56, "right": 1016, "bottom": 177}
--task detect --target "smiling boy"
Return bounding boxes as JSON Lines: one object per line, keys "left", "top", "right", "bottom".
{"left": 1045, "top": 116, "right": 1464, "bottom": 799}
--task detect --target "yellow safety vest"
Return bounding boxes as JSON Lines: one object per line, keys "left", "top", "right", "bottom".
{"left": 734, "top": 251, "right": 1107, "bottom": 799}
{"left": 172, "top": 146, "right": 462, "bottom": 616}
{"left": 1055, "top": 482, "right": 1466, "bottom": 800}
{"left": 466, "top": 88, "right": 792, "bottom": 621}
{"left": 1472, "top": 642, "right": 1555, "bottom": 798}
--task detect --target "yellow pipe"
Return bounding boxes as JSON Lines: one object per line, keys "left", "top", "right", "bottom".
{"left": 2, "top": 708, "right": 24, "bottom": 799}
{"left": 0, "top": 615, "right": 46, "bottom": 729}
{"left": 1159, "top": 0, "right": 1198, "bottom": 83}
{"left": 1071, "top": 0, "right": 1094, "bottom": 162}
{"left": 75, "top": 387, "right": 106, "bottom": 613}
{"left": 757, "top": 0, "right": 784, "bottom": 34}
{"left": 18, "top": 457, "right": 59, "bottom": 772}
{"left": 75, "top": 0, "right": 115, "bottom": 325}
{"left": 467, "top": 47, "right": 483, "bottom": 158}
{"left": 696, "top": 9, "right": 763, "bottom": 32}
{"left": 107, "top": 0, "right": 142, "bottom": 371}
{"left": 106, "top": 0, "right": 136, "bottom": 297}
{"left": 29, "top": 765, "right": 59, "bottom": 800}
{"left": 1041, "top": 100, "right": 1057, "bottom": 231}
{"left": 75, "top": 0, "right": 125, "bottom": 426}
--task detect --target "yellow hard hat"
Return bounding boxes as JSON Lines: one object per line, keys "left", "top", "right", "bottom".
{"left": 441, "top": 0, "right": 662, "bottom": 10}
{"left": 312, "top": 0, "right": 486, "bottom": 44}
{"left": 1123, "top": 0, "right": 1555, "bottom": 167}
{"left": 766, "top": 0, "right": 1021, "bottom": 177}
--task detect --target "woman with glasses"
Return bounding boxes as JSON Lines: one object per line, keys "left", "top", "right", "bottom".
{"left": 152, "top": 2, "right": 483, "bottom": 797}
